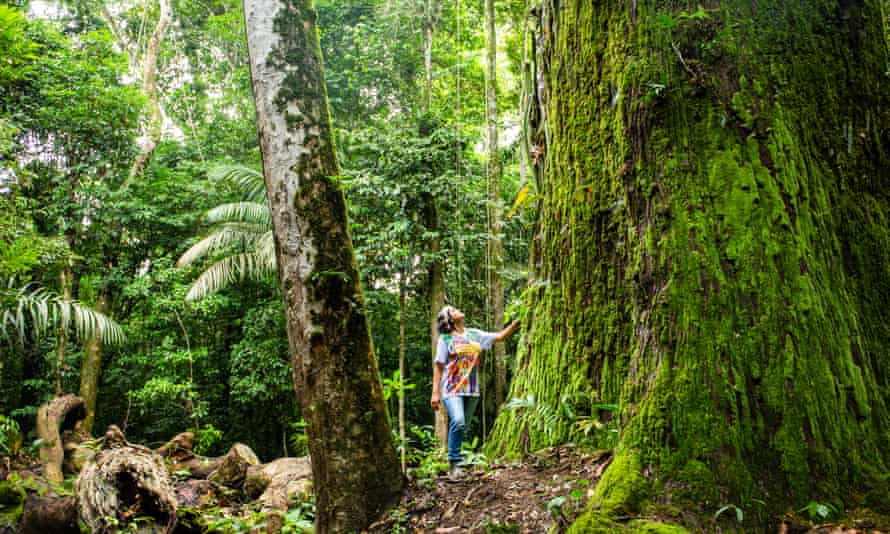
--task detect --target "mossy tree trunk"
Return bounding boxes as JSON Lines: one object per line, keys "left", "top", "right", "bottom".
{"left": 243, "top": 0, "right": 402, "bottom": 531}
{"left": 490, "top": 0, "right": 890, "bottom": 528}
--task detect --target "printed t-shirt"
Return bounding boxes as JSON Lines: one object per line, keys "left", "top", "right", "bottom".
{"left": 435, "top": 328, "right": 497, "bottom": 397}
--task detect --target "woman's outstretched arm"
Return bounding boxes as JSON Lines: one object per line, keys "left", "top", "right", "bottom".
{"left": 494, "top": 319, "right": 521, "bottom": 342}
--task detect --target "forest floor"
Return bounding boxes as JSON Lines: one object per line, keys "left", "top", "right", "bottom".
{"left": 366, "top": 446, "right": 890, "bottom": 534}
{"left": 368, "top": 446, "right": 613, "bottom": 534}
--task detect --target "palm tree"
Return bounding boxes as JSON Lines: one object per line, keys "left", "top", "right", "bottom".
{"left": 177, "top": 165, "right": 276, "bottom": 302}
{"left": 0, "top": 278, "right": 124, "bottom": 345}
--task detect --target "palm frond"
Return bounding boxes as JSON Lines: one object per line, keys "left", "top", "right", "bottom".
{"left": 1, "top": 281, "right": 125, "bottom": 345}
{"left": 208, "top": 165, "right": 266, "bottom": 203}
{"left": 185, "top": 246, "right": 277, "bottom": 302}
{"left": 205, "top": 201, "right": 271, "bottom": 226}
{"left": 177, "top": 226, "right": 271, "bottom": 268}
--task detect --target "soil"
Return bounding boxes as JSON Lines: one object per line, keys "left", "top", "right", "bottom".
{"left": 367, "top": 447, "right": 890, "bottom": 534}
{"left": 368, "top": 447, "right": 613, "bottom": 534}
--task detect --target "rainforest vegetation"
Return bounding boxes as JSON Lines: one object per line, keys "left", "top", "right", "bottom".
{"left": 1, "top": 0, "right": 889, "bottom": 532}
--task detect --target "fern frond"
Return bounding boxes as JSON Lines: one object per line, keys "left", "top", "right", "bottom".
{"left": 1, "top": 280, "right": 125, "bottom": 344}
{"left": 205, "top": 202, "right": 270, "bottom": 226}
{"left": 184, "top": 251, "right": 277, "bottom": 302}
{"left": 177, "top": 226, "right": 271, "bottom": 268}
{"left": 207, "top": 165, "right": 266, "bottom": 202}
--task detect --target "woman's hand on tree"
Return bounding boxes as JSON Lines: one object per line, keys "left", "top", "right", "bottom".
{"left": 495, "top": 319, "right": 521, "bottom": 342}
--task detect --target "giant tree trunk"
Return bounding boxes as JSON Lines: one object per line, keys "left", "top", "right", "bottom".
{"left": 490, "top": 1, "right": 890, "bottom": 530}
{"left": 484, "top": 0, "right": 506, "bottom": 408}
{"left": 79, "top": 291, "right": 109, "bottom": 434}
{"left": 243, "top": 1, "right": 402, "bottom": 531}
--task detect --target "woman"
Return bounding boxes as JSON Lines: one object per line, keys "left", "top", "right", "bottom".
{"left": 430, "top": 305, "right": 520, "bottom": 475}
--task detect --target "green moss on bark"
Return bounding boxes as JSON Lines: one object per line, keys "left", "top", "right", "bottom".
{"left": 490, "top": 0, "right": 890, "bottom": 529}
{"left": 592, "top": 453, "right": 647, "bottom": 514}
{"left": 244, "top": 0, "right": 402, "bottom": 531}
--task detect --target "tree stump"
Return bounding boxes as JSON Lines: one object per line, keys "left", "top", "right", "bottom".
{"left": 35, "top": 395, "right": 86, "bottom": 485}
{"left": 76, "top": 426, "right": 177, "bottom": 533}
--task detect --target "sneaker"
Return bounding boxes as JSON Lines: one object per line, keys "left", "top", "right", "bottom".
{"left": 447, "top": 461, "right": 465, "bottom": 481}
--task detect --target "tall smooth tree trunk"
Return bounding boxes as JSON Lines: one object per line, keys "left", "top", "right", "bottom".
{"left": 398, "top": 271, "right": 407, "bottom": 474}
{"left": 490, "top": 1, "right": 890, "bottom": 531}
{"left": 243, "top": 1, "right": 402, "bottom": 531}
{"left": 128, "top": 0, "right": 171, "bottom": 182}
{"left": 423, "top": 0, "right": 434, "bottom": 113}
{"left": 421, "top": 0, "right": 449, "bottom": 449}
{"left": 484, "top": 0, "right": 506, "bottom": 408}
{"left": 79, "top": 291, "right": 109, "bottom": 433}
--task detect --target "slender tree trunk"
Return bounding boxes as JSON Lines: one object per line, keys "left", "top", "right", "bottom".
{"left": 423, "top": 0, "right": 434, "bottom": 113}
{"left": 421, "top": 0, "right": 449, "bottom": 450}
{"left": 54, "top": 266, "right": 71, "bottom": 397}
{"left": 398, "top": 271, "right": 407, "bottom": 474}
{"left": 243, "top": 1, "right": 402, "bottom": 531}
{"left": 79, "top": 291, "right": 109, "bottom": 434}
{"left": 484, "top": 0, "right": 506, "bottom": 409}
{"left": 424, "top": 195, "right": 448, "bottom": 449}
{"left": 128, "top": 0, "right": 171, "bottom": 182}
{"left": 490, "top": 1, "right": 890, "bottom": 530}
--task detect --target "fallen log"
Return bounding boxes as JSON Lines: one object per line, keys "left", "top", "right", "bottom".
{"left": 173, "top": 478, "right": 234, "bottom": 510}
{"left": 76, "top": 425, "right": 177, "bottom": 533}
{"left": 244, "top": 457, "right": 312, "bottom": 532}
{"left": 157, "top": 433, "right": 259, "bottom": 488}
{"left": 35, "top": 395, "right": 86, "bottom": 485}
{"left": 18, "top": 494, "right": 78, "bottom": 534}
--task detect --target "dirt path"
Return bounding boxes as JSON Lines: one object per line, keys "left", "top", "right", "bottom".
{"left": 368, "top": 447, "right": 613, "bottom": 534}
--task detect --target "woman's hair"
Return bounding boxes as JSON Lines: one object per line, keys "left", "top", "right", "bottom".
{"left": 437, "top": 305, "right": 456, "bottom": 335}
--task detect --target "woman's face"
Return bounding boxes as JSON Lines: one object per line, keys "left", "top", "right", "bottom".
{"left": 449, "top": 307, "right": 465, "bottom": 322}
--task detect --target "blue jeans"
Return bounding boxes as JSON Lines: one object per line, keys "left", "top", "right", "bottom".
{"left": 443, "top": 395, "right": 479, "bottom": 463}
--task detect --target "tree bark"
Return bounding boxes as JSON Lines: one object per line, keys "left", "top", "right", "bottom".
{"left": 398, "top": 271, "right": 407, "bottom": 474}
{"left": 423, "top": 194, "right": 448, "bottom": 449}
{"left": 423, "top": 0, "right": 435, "bottom": 113}
{"left": 484, "top": 0, "right": 506, "bottom": 408}
{"left": 245, "top": 457, "right": 313, "bottom": 533}
{"left": 421, "top": 0, "right": 449, "bottom": 450}
{"left": 18, "top": 495, "right": 78, "bottom": 534}
{"left": 243, "top": 1, "right": 402, "bottom": 531}
{"left": 490, "top": 1, "right": 890, "bottom": 530}
{"left": 128, "top": 0, "right": 172, "bottom": 183}
{"left": 36, "top": 394, "right": 86, "bottom": 485}
{"left": 54, "top": 266, "right": 71, "bottom": 396}
{"left": 79, "top": 291, "right": 109, "bottom": 434}
{"left": 76, "top": 426, "right": 178, "bottom": 533}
